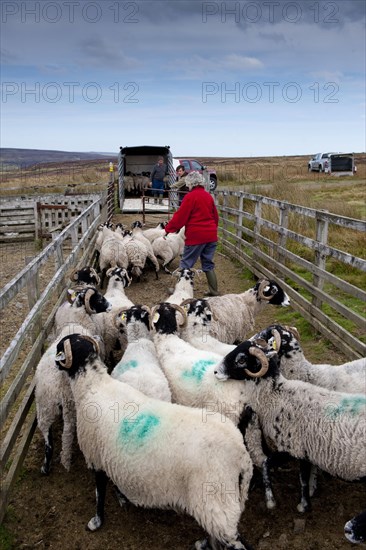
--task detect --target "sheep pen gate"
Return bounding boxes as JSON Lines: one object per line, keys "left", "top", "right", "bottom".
{"left": 215, "top": 190, "right": 366, "bottom": 360}
{"left": 0, "top": 194, "right": 108, "bottom": 524}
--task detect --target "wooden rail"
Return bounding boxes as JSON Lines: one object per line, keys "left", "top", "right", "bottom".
{"left": 0, "top": 194, "right": 107, "bottom": 524}
{"left": 215, "top": 190, "right": 366, "bottom": 359}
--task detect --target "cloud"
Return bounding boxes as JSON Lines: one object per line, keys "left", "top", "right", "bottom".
{"left": 78, "top": 36, "right": 141, "bottom": 70}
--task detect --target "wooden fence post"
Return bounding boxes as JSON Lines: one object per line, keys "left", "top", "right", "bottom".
{"left": 25, "top": 256, "right": 42, "bottom": 339}
{"left": 277, "top": 204, "right": 289, "bottom": 273}
{"left": 313, "top": 210, "right": 329, "bottom": 309}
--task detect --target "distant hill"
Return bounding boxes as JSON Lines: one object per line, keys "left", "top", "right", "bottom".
{"left": 0, "top": 148, "right": 117, "bottom": 168}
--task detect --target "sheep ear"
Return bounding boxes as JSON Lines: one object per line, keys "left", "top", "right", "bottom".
{"left": 67, "top": 289, "right": 77, "bottom": 304}
{"left": 55, "top": 351, "right": 66, "bottom": 361}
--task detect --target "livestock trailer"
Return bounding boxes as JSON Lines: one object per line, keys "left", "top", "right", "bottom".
{"left": 118, "top": 145, "right": 175, "bottom": 208}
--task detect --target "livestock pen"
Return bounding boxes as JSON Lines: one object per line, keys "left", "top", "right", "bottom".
{"left": 0, "top": 187, "right": 365, "bottom": 536}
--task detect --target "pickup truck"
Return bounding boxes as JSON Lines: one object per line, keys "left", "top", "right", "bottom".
{"left": 308, "top": 152, "right": 355, "bottom": 175}
{"left": 173, "top": 158, "right": 217, "bottom": 191}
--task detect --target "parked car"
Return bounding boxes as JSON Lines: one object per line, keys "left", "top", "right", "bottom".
{"left": 308, "top": 152, "right": 356, "bottom": 175}
{"left": 172, "top": 158, "right": 218, "bottom": 191}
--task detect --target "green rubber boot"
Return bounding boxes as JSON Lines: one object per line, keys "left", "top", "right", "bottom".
{"left": 204, "top": 270, "right": 220, "bottom": 296}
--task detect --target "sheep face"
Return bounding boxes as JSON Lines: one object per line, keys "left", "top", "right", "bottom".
{"left": 126, "top": 305, "right": 150, "bottom": 329}
{"left": 253, "top": 280, "right": 291, "bottom": 306}
{"left": 55, "top": 334, "right": 100, "bottom": 378}
{"left": 131, "top": 220, "right": 143, "bottom": 229}
{"left": 215, "top": 340, "right": 279, "bottom": 381}
{"left": 151, "top": 303, "right": 185, "bottom": 335}
{"left": 106, "top": 267, "right": 131, "bottom": 288}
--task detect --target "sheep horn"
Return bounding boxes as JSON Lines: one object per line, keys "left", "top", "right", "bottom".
{"left": 257, "top": 279, "right": 273, "bottom": 301}
{"left": 271, "top": 328, "right": 282, "bottom": 351}
{"left": 244, "top": 346, "right": 269, "bottom": 378}
{"left": 84, "top": 288, "right": 95, "bottom": 314}
{"left": 168, "top": 303, "right": 187, "bottom": 327}
{"left": 180, "top": 298, "right": 196, "bottom": 307}
{"left": 89, "top": 268, "right": 101, "bottom": 285}
{"left": 69, "top": 268, "right": 80, "bottom": 281}
{"left": 60, "top": 337, "right": 73, "bottom": 369}
{"left": 149, "top": 305, "right": 159, "bottom": 330}
{"left": 106, "top": 267, "right": 115, "bottom": 278}
{"left": 284, "top": 325, "right": 300, "bottom": 341}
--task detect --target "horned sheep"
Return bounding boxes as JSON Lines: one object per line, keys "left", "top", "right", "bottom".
{"left": 112, "top": 305, "right": 171, "bottom": 401}
{"left": 35, "top": 287, "right": 111, "bottom": 475}
{"left": 205, "top": 279, "right": 290, "bottom": 344}
{"left": 152, "top": 227, "right": 185, "bottom": 273}
{"left": 55, "top": 333, "right": 255, "bottom": 550}
{"left": 215, "top": 339, "right": 366, "bottom": 513}
{"left": 251, "top": 324, "right": 366, "bottom": 394}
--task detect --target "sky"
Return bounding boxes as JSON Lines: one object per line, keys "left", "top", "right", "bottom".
{"left": 1, "top": 0, "right": 365, "bottom": 157}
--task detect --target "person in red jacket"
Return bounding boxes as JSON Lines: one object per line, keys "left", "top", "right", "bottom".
{"left": 164, "top": 171, "right": 219, "bottom": 296}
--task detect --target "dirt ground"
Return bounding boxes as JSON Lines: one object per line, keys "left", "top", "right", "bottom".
{"left": 1, "top": 213, "right": 364, "bottom": 550}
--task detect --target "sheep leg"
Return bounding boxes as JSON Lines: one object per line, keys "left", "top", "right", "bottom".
{"left": 87, "top": 469, "right": 109, "bottom": 531}
{"left": 60, "top": 396, "right": 76, "bottom": 471}
{"left": 208, "top": 533, "right": 254, "bottom": 550}
{"left": 309, "top": 464, "right": 318, "bottom": 497}
{"left": 113, "top": 485, "right": 129, "bottom": 507}
{"left": 297, "top": 459, "right": 312, "bottom": 513}
{"left": 40, "top": 427, "right": 54, "bottom": 475}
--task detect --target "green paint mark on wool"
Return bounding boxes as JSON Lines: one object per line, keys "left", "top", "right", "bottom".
{"left": 119, "top": 412, "right": 160, "bottom": 446}
{"left": 114, "top": 359, "right": 138, "bottom": 376}
{"left": 182, "top": 359, "right": 217, "bottom": 383}
{"left": 324, "top": 396, "right": 366, "bottom": 420}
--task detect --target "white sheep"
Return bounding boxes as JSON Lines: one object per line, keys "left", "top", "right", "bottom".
{"left": 205, "top": 278, "right": 291, "bottom": 344}
{"left": 95, "top": 225, "right": 129, "bottom": 285}
{"left": 166, "top": 268, "right": 201, "bottom": 305}
{"left": 151, "top": 302, "right": 276, "bottom": 510}
{"left": 142, "top": 221, "right": 167, "bottom": 243}
{"left": 35, "top": 287, "right": 112, "bottom": 475}
{"left": 112, "top": 305, "right": 171, "bottom": 402}
{"left": 55, "top": 333, "right": 254, "bottom": 550}
{"left": 130, "top": 220, "right": 160, "bottom": 274}
{"left": 251, "top": 324, "right": 366, "bottom": 394}
{"left": 152, "top": 227, "right": 185, "bottom": 274}
{"left": 215, "top": 339, "right": 366, "bottom": 514}
{"left": 121, "top": 230, "right": 159, "bottom": 281}
{"left": 180, "top": 298, "right": 236, "bottom": 356}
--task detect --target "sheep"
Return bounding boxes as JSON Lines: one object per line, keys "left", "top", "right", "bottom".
{"left": 92, "top": 267, "right": 134, "bottom": 368}
{"left": 95, "top": 224, "right": 129, "bottom": 287}
{"left": 152, "top": 227, "right": 185, "bottom": 274}
{"left": 166, "top": 268, "right": 201, "bottom": 305}
{"left": 215, "top": 339, "right": 366, "bottom": 513}
{"left": 142, "top": 221, "right": 167, "bottom": 243}
{"left": 180, "top": 298, "right": 237, "bottom": 356}
{"left": 250, "top": 324, "right": 366, "bottom": 394}
{"left": 205, "top": 278, "right": 290, "bottom": 344}
{"left": 35, "top": 287, "right": 112, "bottom": 475}
{"left": 55, "top": 333, "right": 255, "bottom": 550}
{"left": 130, "top": 220, "right": 160, "bottom": 274}
{"left": 121, "top": 230, "right": 159, "bottom": 281}
{"left": 112, "top": 305, "right": 171, "bottom": 402}
{"left": 344, "top": 510, "right": 366, "bottom": 544}
{"left": 151, "top": 301, "right": 277, "bottom": 510}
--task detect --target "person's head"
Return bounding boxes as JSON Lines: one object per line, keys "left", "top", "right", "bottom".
{"left": 157, "top": 156, "right": 164, "bottom": 165}
{"left": 176, "top": 164, "right": 186, "bottom": 177}
{"left": 185, "top": 171, "right": 204, "bottom": 190}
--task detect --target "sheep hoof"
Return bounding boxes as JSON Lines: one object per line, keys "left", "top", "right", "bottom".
{"left": 40, "top": 463, "right": 50, "bottom": 475}
{"left": 194, "top": 539, "right": 211, "bottom": 550}
{"left": 87, "top": 515, "right": 103, "bottom": 531}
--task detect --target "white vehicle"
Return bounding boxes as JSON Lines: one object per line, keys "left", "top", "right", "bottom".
{"left": 308, "top": 152, "right": 355, "bottom": 175}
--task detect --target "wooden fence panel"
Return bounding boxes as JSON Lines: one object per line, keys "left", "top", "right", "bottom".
{"left": 215, "top": 190, "right": 366, "bottom": 359}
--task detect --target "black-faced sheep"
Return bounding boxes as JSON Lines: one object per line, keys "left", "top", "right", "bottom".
{"left": 205, "top": 279, "right": 290, "bottom": 344}
{"left": 251, "top": 324, "right": 366, "bottom": 394}
{"left": 35, "top": 287, "right": 111, "bottom": 474}
{"left": 112, "top": 305, "right": 171, "bottom": 402}
{"left": 215, "top": 340, "right": 366, "bottom": 514}
{"left": 55, "top": 333, "right": 254, "bottom": 550}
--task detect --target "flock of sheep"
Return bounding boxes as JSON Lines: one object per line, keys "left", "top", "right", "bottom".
{"left": 34, "top": 220, "right": 366, "bottom": 549}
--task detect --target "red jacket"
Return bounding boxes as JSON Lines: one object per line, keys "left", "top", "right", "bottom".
{"left": 165, "top": 186, "right": 218, "bottom": 245}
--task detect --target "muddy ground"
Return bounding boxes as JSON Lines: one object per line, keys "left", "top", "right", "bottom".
{"left": 1, "top": 213, "right": 364, "bottom": 550}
